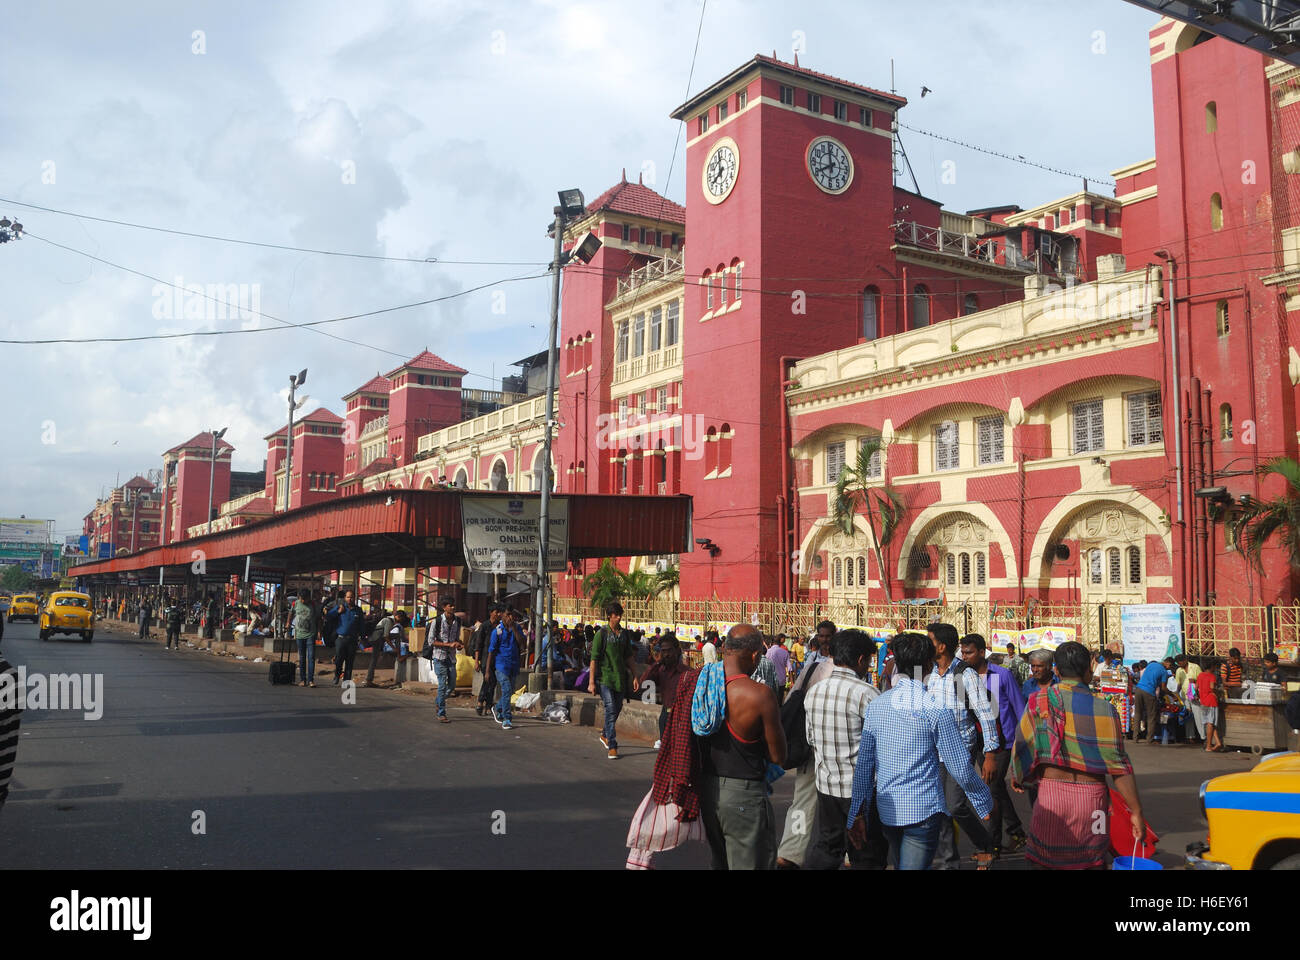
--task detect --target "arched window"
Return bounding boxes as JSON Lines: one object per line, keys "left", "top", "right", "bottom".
{"left": 1220, "top": 404, "right": 1233, "bottom": 440}
{"left": 732, "top": 259, "right": 743, "bottom": 301}
{"left": 911, "top": 284, "right": 930, "bottom": 328}
{"left": 960, "top": 552, "right": 971, "bottom": 586}
{"left": 617, "top": 450, "right": 629, "bottom": 492}
{"left": 1128, "top": 546, "right": 1142, "bottom": 585}
{"left": 946, "top": 553, "right": 956, "bottom": 585}
{"left": 490, "top": 460, "right": 508, "bottom": 491}
{"left": 861, "top": 286, "right": 880, "bottom": 339}
{"left": 532, "top": 448, "right": 550, "bottom": 492}
{"left": 703, "top": 271, "right": 714, "bottom": 310}
{"left": 1089, "top": 549, "right": 1102, "bottom": 585}
{"left": 1216, "top": 300, "right": 1229, "bottom": 337}
{"left": 846, "top": 556, "right": 855, "bottom": 586}
{"left": 453, "top": 468, "right": 468, "bottom": 489}
{"left": 1107, "top": 547, "right": 1121, "bottom": 586}
{"left": 719, "top": 422, "right": 733, "bottom": 474}
{"left": 857, "top": 556, "right": 866, "bottom": 585}
{"left": 1210, "top": 193, "right": 1223, "bottom": 231}
{"left": 717, "top": 263, "right": 728, "bottom": 307}
{"left": 975, "top": 552, "right": 986, "bottom": 586}
{"left": 963, "top": 293, "right": 979, "bottom": 316}
{"left": 1206, "top": 101, "right": 1217, "bottom": 133}
{"left": 833, "top": 557, "right": 842, "bottom": 587}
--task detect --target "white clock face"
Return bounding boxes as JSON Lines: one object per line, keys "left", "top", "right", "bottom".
{"left": 702, "top": 137, "right": 739, "bottom": 204}
{"left": 807, "top": 136, "right": 853, "bottom": 194}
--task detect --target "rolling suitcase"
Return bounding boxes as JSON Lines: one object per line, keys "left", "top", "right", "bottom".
{"left": 268, "top": 639, "right": 296, "bottom": 685}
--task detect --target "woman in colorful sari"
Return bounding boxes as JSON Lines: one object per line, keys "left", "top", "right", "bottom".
{"left": 1011, "top": 641, "right": 1146, "bottom": 869}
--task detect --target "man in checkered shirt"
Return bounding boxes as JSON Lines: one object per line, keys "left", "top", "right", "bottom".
{"left": 803, "top": 629, "right": 884, "bottom": 869}
{"left": 925, "top": 622, "right": 999, "bottom": 868}
{"left": 847, "top": 632, "right": 992, "bottom": 870}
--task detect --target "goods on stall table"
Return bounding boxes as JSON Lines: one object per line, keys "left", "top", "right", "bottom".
{"left": 1100, "top": 682, "right": 1132, "bottom": 735}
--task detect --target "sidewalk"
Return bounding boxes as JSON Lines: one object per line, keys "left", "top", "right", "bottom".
{"left": 96, "top": 617, "right": 660, "bottom": 742}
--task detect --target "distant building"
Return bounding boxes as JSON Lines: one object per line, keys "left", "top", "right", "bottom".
{"left": 83, "top": 476, "right": 161, "bottom": 557}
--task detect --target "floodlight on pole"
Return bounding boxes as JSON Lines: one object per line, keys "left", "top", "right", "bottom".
{"left": 283, "top": 370, "right": 306, "bottom": 513}
{"left": 207, "top": 426, "right": 228, "bottom": 536}
{"left": 533, "top": 188, "right": 588, "bottom": 688}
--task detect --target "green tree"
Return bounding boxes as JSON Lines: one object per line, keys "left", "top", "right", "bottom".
{"left": 1229, "top": 456, "right": 1300, "bottom": 573}
{"left": 582, "top": 558, "right": 626, "bottom": 611}
{"left": 0, "top": 564, "right": 35, "bottom": 593}
{"left": 832, "top": 438, "right": 905, "bottom": 603}
{"left": 654, "top": 563, "right": 679, "bottom": 597}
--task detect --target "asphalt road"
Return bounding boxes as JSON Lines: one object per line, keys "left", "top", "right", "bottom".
{"left": 0, "top": 618, "right": 1256, "bottom": 869}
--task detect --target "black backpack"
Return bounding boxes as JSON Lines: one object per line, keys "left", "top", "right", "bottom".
{"left": 779, "top": 660, "right": 817, "bottom": 769}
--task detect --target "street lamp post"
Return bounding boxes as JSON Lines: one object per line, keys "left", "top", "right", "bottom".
{"left": 283, "top": 369, "right": 308, "bottom": 513}
{"left": 533, "top": 189, "right": 598, "bottom": 689}
{"left": 207, "top": 427, "right": 228, "bottom": 536}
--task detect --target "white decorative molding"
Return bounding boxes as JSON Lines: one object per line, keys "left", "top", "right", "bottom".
{"left": 1008, "top": 397, "right": 1025, "bottom": 427}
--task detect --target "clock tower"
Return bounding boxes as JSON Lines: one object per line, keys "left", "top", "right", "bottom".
{"left": 670, "top": 55, "right": 906, "bottom": 598}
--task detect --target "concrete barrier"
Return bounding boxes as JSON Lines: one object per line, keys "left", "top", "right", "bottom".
{"left": 538, "top": 689, "right": 660, "bottom": 742}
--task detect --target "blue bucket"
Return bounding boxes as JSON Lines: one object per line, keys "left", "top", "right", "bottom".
{"left": 1112, "top": 855, "right": 1162, "bottom": 870}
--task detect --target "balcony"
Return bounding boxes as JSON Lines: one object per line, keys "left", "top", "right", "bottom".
{"left": 893, "top": 221, "right": 1012, "bottom": 267}
{"left": 615, "top": 255, "right": 683, "bottom": 300}
{"left": 612, "top": 343, "right": 682, "bottom": 385}
{"left": 360, "top": 414, "right": 388, "bottom": 438}
{"left": 416, "top": 392, "right": 555, "bottom": 456}
{"left": 788, "top": 265, "right": 1161, "bottom": 393}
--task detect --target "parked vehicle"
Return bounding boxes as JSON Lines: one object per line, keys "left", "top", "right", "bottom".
{"left": 1186, "top": 750, "right": 1300, "bottom": 869}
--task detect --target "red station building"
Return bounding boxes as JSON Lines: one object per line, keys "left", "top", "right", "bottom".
{"left": 104, "top": 16, "right": 1300, "bottom": 615}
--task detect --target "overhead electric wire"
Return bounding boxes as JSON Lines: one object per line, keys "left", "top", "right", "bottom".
{"left": 0, "top": 195, "right": 549, "bottom": 267}
{"left": 896, "top": 122, "right": 1117, "bottom": 186}
{"left": 4, "top": 231, "right": 550, "bottom": 351}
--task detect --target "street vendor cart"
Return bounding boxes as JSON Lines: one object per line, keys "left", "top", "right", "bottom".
{"left": 1221, "top": 696, "right": 1297, "bottom": 754}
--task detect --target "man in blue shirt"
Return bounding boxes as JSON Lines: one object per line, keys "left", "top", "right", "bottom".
{"left": 959, "top": 634, "right": 1028, "bottom": 855}
{"left": 486, "top": 606, "right": 525, "bottom": 730}
{"left": 329, "top": 590, "right": 364, "bottom": 686}
{"left": 1021, "top": 649, "right": 1058, "bottom": 702}
{"left": 847, "top": 632, "right": 992, "bottom": 870}
{"left": 1133, "top": 657, "right": 1173, "bottom": 744}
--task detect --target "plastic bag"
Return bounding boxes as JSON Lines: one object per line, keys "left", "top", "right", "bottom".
{"left": 542, "top": 699, "right": 571, "bottom": 723}
{"left": 515, "top": 692, "right": 541, "bottom": 711}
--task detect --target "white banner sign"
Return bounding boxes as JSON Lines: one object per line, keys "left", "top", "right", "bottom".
{"left": 460, "top": 496, "right": 568, "bottom": 574}
{"left": 1119, "top": 603, "right": 1183, "bottom": 666}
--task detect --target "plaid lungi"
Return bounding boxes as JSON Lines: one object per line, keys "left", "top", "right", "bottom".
{"left": 1026, "top": 778, "right": 1110, "bottom": 870}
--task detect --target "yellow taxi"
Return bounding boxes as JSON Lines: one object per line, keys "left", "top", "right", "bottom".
{"left": 39, "top": 591, "right": 95, "bottom": 643}
{"left": 1186, "top": 750, "right": 1300, "bottom": 869}
{"left": 8, "top": 594, "right": 40, "bottom": 623}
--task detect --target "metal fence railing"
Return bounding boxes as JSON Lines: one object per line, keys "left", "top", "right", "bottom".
{"left": 549, "top": 596, "right": 1296, "bottom": 658}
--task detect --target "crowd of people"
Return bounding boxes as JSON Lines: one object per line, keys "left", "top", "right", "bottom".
{"left": 625, "top": 617, "right": 1160, "bottom": 871}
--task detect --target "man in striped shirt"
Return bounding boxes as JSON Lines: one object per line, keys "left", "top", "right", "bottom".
{"left": 804, "top": 629, "right": 884, "bottom": 869}
{"left": 847, "top": 633, "right": 992, "bottom": 870}
{"left": 0, "top": 656, "right": 19, "bottom": 816}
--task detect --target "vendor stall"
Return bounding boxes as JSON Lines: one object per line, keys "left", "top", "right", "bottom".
{"left": 1221, "top": 692, "right": 1297, "bottom": 754}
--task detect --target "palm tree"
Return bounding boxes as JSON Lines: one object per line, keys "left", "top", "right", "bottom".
{"left": 582, "top": 558, "right": 625, "bottom": 612}
{"left": 1228, "top": 456, "right": 1300, "bottom": 573}
{"left": 653, "top": 563, "right": 679, "bottom": 597}
{"left": 832, "top": 438, "right": 905, "bottom": 603}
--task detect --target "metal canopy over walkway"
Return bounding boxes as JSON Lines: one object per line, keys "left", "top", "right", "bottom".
{"left": 68, "top": 488, "right": 693, "bottom": 582}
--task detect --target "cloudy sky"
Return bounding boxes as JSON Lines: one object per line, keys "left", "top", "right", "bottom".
{"left": 0, "top": 0, "right": 1157, "bottom": 539}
